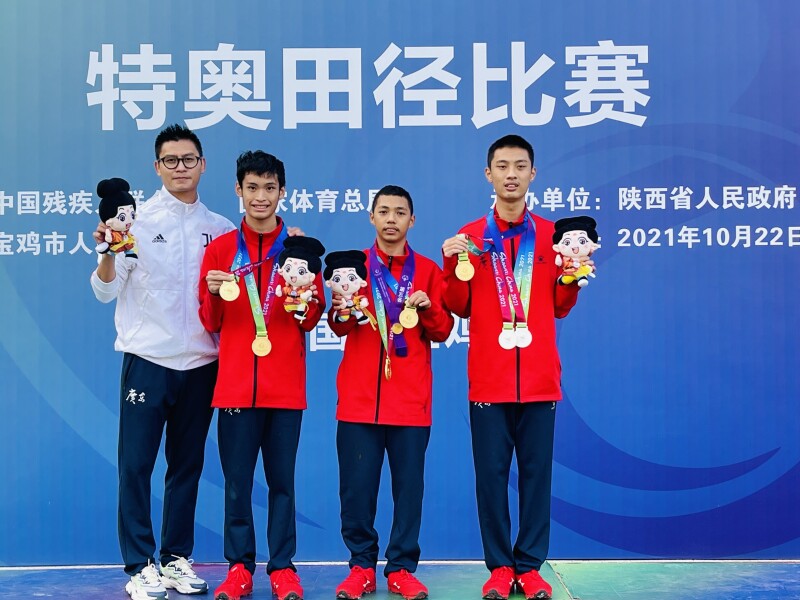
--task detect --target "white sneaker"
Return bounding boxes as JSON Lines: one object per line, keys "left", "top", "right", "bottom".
{"left": 160, "top": 555, "right": 208, "bottom": 594}
{"left": 126, "top": 563, "right": 168, "bottom": 600}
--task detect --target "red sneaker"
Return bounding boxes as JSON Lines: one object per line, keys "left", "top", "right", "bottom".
{"left": 387, "top": 569, "right": 428, "bottom": 600}
{"left": 482, "top": 566, "right": 515, "bottom": 600}
{"left": 516, "top": 570, "right": 552, "bottom": 600}
{"left": 270, "top": 568, "right": 304, "bottom": 600}
{"left": 214, "top": 563, "right": 253, "bottom": 600}
{"left": 336, "top": 565, "right": 377, "bottom": 599}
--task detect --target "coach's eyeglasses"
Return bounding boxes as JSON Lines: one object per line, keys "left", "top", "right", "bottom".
{"left": 158, "top": 155, "right": 202, "bottom": 169}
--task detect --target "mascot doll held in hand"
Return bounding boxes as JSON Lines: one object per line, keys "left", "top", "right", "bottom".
{"left": 324, "top": 250, "right": 375, "bottom": 326}
{"left": 275, "top": 236, "right": 326, "bottom": 321}
{"left": 553, "top": 216, "right": 599, "bottom": 287}
{"left": 95, "top": 177, "right": 138, "bottom": 258}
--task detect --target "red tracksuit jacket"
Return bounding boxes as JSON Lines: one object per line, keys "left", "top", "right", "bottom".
{"left": 199, "top": 219, "right": 324, "bottom": 409}
{"left": 442, "top": 210, "right": 579, "bottom": 404}
{"left": 330, "top": 244, "right": 454, "bottom": 426}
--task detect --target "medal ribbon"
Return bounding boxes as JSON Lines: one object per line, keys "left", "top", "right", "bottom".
{"left": 463, "top": 223, "right": 528, "bottom": 256}
{"left": 231, "top": 225, "right": 288, "bottom": 337}
{"left": 230, "top": 256, "right": 270, "bottom": 278}
{"left": 485, "top": 211, "right": 536, "bottom": 325}
{"left": 369, "top": 245, "right": 415, "bottom": 359}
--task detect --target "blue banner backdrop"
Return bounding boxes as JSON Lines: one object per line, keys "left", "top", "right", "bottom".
{"left": 1, "top": 0, "right": 798, "bottom": 565}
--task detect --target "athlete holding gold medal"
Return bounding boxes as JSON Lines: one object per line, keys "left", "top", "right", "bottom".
{"left": 327, "top": 185, "right": 453, "bottom": 600}
{"left": 199, "top": 151, "right": 323, "bottom": 600}
{"left": 442, "top": 135, "right": 591, "bottom": 600}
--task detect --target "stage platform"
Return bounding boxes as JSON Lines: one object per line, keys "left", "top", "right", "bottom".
{"left": 1, "top": 560, "right": 799, "bottom": 599}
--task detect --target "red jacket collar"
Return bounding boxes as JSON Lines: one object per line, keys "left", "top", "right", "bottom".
{"left": 240, "top": 216, "right": 284, "bottom": 247}
{"left": 492, "top": 207, "right": 528, "bottom": 231}
{"left": 372, "top": 240, "right": 410, "bottom": 267}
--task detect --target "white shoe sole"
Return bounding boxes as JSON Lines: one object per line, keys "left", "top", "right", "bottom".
{"left": 125, "top": 580, "right": 168, "bottom": 600}
{"left": 161, "top": 575, "right": 209, "bottom": 595}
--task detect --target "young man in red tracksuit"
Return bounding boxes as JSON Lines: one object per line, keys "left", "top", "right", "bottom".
{"left": 327, "top": 185, "right": 454, "bottom": 600}
{"left": 199, "top": 150, "right": 325, "bottom": 600}
{"left": 441, "top": 135, "right": 586, "bottom": 600}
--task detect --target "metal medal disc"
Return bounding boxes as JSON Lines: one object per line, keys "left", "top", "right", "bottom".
{"left": 384, "top": 357, "right": 392, "bottom": 380}
{"left": 399, "top": 307, "right": 419, "bottom": 329}
{"left": 515, "top": 326, "right": 533, "bottom": 348}
{"left": 219, "top": 280, "right": 240, "bottom": 301}
{"left": 498, "top": 329, "right": 517, "bottom": 350}
{"left": 455, "top": 260, "right": 475, "bottom": 281}
{"left": 251, "top": 336, "right": 272, "bottom": 357}
{"left": 391, "top": 322, "right": 404, "bottom": 335}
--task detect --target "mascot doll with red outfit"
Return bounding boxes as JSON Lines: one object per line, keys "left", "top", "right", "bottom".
{"left": 553, "top": 215, "right": 599, "bottom": 287}
{"left": 323, "top": 250, "right": 375, "bottom": 326}
{"left": 275, "top": 236, "right": 326, "bottom": 321}
{"left": 95, "top": 177, "right": 138, "bottom": 258}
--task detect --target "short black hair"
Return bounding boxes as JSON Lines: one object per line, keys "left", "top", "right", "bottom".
{"left": 155, "top": 124, "right": 203, "bottom": 159}
{"left": 372, "top": 184, "right": 414, "bottom": 216}
{"left": 487, "top": 134, "right": 534, "bottom": 168}
{"left": 236, "top": 150, "right": 286, "bottom": 189}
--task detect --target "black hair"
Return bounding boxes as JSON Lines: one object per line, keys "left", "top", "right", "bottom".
{"left": 553, "top": 216, "right": 599, "bottom": 243}
{"left": 154, "top": 124, "right": 203, "bottom": 159}
{"left": 323, "top": 250, "right": 368, "bottom": 281}
{"left": 372, "top": 184, "right": 414, "bottom": 216}
{"left": 278, "top": 236, "right": 326, "bottom": 274}
{"left": 97, "top": 178, "right": 136, "bottom": 223}
{"left": 487, "top": 134, "right": 534, "bottom": 168}
{"left": 236, "top": 150, "right": 286, "bottom": 189}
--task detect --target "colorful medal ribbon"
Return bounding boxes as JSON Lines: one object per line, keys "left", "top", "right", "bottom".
{"left": 230, "top": 256, "right": 271, "bottom": 278}
{"left": 231, "top": 225, "right": 288, "bottom": 341}
{"left": 369, "top": 245, "right": 415, "bottom": 362}
{"left": 462, "top": 222, "right": 528, "bottom": 256}
{"left": 485, "top": 211, "right": 536, "bottom": 345}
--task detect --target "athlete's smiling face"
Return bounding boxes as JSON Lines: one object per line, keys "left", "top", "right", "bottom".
{"left": 236, "top": 172, "right": 284, "bottom": 231}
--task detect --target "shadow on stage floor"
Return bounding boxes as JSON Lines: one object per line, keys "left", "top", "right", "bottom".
{"left": 1, "top": 560, "right": 799, "bottom": 599}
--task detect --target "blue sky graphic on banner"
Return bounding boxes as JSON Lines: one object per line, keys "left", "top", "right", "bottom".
{"left": 0, "top": 0, "right": 798, "bottom": 565}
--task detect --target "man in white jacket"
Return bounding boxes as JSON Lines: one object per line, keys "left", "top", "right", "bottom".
{"left": 91, "top": 124, "right": 234, "bottom": 600}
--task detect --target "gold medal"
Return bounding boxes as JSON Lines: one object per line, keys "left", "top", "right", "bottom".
{"left": 399, "top": 305, "right": 419, "bottom": 329}
{"left": 251, "top": 335, "right": 272, "bottom": 357}
{"left": 455, "top": 256, "right": 475, "bottom": 281}
{"left": 384, "top": 356, "right": 392, "bottom": 380}
{"left": 219, "top": 279, "right": 240, "bottom": 301}
{"left": 391, "top": 322, "right": 404, "bottom": 335}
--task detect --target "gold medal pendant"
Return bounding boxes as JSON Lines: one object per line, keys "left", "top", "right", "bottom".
{"left": 384, "top": 356, "right": 392, "bottom": 380}
{"left": 391, "top": 322, "right": 404, "bottom": 335}
{"left": 399, "top": 304, "right": 419, "bottom": 329}
{"left": 251, "top": 335, "right": 272, "bottom": 357}
{"left": 455, "top": 255, "right": 475, "bottom": 281}
{"left": 219, "top": 280, "right": 240, "bottom": 302}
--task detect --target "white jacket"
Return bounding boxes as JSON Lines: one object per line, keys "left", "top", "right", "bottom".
{"left": 91, "top": 187, "right": 235, "bottom": 370}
